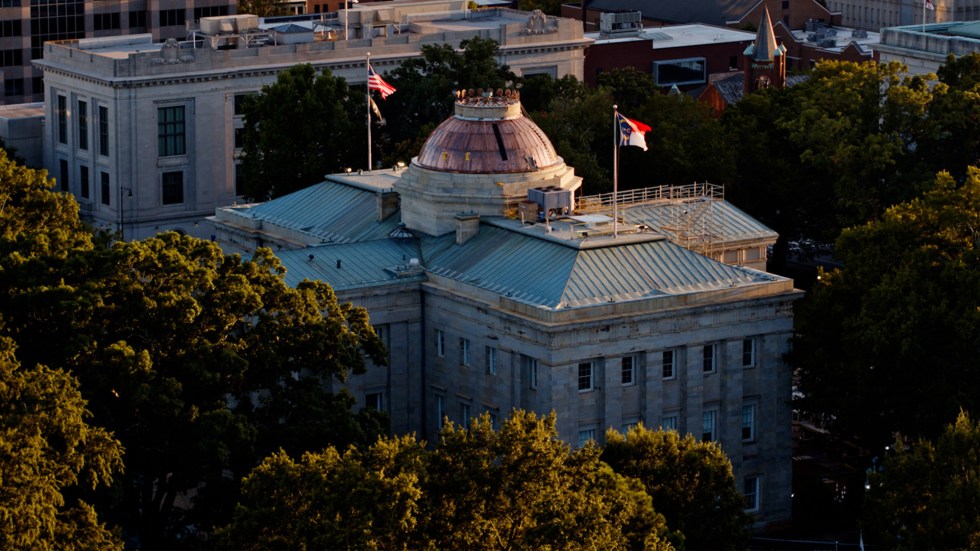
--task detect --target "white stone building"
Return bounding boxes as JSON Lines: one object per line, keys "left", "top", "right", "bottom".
{"left": 876, "top": 19, "right": 980, "bottom": 74}
{"left": 827, "top": 0, "right": 980, "bottom": 31}
{"left": 33, "top": 0, "right": 591, "bottom": 240}
{"left": 212, "top": 92, "right": 802, "bottom": 527}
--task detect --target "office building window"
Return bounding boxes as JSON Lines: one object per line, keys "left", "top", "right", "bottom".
{"left": 93, "top": 12, "right": 121, "bottom": 31}
{"left": 578, "top": 361, "right": 594, "bottom": 392}
{"left": 459, "top": 402, "right": 471, "bottom": 429}
{"left": 0, "top": 20, "right": 22, "bottom": 37}
{"left": 79, "top": 165, "right": 89, "bottom": 199}
{"left": 159, "top": 9, "right": 185, "bottom": 27}
{"left": 577, "top": 428, "right": 596, "bottom": 448}
{"left": 522, "top": 354, "right": 537, "bottom": 389}
{"left": 702, "top": 344, "right": 716, "bottom": 373}
{"left": 621, "top": 355, "right": 636, "bottom": 386}
{"left": 435, "top": 329, "right": 445, "bottom": 357}
{"left": 486, "top": 346, "right": 497, "bottom": 375}
{"left": 194, "top": 5, "right": 229, "bottom": 20}
{"left": 57, "top": 95, "right": 67, "bottom": 144}
{"left": 365, "top": 392, "right": 383, "bottom": 411}
{"left": 487, "top": 408, "right": 499, "bottom": 429}
{"left": 3, "top": 78, "right": 24, "bottom": 98}
{"left": 742, "top": 403, "right": 756, "bottom": 441}
{"left": 661, "top": 414, "right": 678, "bottom": 432}
{"left": 77, "top": 100, "right": 88, "bottom": 150}
{"left": 742, "top": 338, "right": 756, "bottom": 367}
{"left": 0, "top": 49, "right": 23, "bottom": 67}
{"left": 234, "top": 127, "right": 245, "bottom": 150}
{"left": 460, "top": 338, "right": 470, "bottom": 366}
{"left": 702, "top": 409, "right": 717, "bottom": 442}
{"left": 100, "top": 172, "right": 110, "bottom": 205}
{"left": 158, "top": 106, "right": 186, "bottom": 157}
{"left": 58, "top": 159, "right": 69, "bottom": 192}
{"left": 129, "top": 10, "right": 147, "bottom": 29}
{"left": 663, "top": 349, "right": 675, "bottom": 379}
{"left": 98, "top": 106, "right": 109, "bottom": 156}
{"left": 162, "top": 171, "right": 184, "bottom": 205}
{"left": 744, "top": 476, "right": 760, "bottom": 512}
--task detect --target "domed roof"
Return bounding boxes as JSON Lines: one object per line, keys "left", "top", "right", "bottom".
{"left": 414, "top": 93, "right": 560, "bottom": 174}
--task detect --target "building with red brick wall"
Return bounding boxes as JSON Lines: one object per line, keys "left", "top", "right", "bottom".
{"left": 727, "top": 0, "right": 841, "bottom": 31}
{"left": 584, "top": 24, "right": 756, "bottom": 87}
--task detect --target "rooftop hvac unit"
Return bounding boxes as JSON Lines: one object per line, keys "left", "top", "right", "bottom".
{"left": 527, "top": 186, "right": 572, "bottom": 216}
{"left": 819, "top": 38, "right": 837, "bottom": 47}
{"left": 599, "top": 11, "right": 642, "bottom": 35}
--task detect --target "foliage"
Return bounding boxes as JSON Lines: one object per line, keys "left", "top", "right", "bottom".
{"left": 596, "top": 67, "right": 657, "bottom": 114}
{"left": 221, "top": 411, "right": 675, "bottom": 550}
{"left": 236, "top": 0, "right": 288, "bottom": 18}
{"left": 241, "top": 64, "right": 362, "bottom": 199}
{"left": 517, "top": 0, "right": 562, "bottom": 15}
{"left": 603, "top": 425, "right": 751, "bottom": 550}
{"left": 0, "top": 150, "right": 389, "bottom": 545}
{"left": 926, "top": 53, "right": 980, "bottom": 182}
{"left": 794, "top": 167, "right": 980, "bottom": 449}
{"left": 0, "top": 335, "right": 124, "bottom": 550}
{"left": 864, "top": 410, "right": 980, "bottom": 549}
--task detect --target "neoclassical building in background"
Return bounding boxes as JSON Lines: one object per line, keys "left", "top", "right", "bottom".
{"left": 212, "top": 91, "right": 802, "bottom": 527}
{"left": 33, "top": 0, "right": 590, "bottom": 239}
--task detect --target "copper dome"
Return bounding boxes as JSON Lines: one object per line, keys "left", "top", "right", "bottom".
{"left": 414, "top": 97, "right": 560, "bottom": 174}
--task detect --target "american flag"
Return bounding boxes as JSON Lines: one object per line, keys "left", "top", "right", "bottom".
{"left": 368, "top": 63, "right": 396, "bottom": 99}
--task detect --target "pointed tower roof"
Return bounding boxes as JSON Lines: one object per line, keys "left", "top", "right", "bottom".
{"left": 744, "top": 6, "right": 785, "bottom": 61}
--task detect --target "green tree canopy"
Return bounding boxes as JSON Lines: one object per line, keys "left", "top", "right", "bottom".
{"left": 236, "top": 0, "right": 288, "bottom": 17}
{"left": 602, "top": 424, "right": 751, "bottom": 550}
{"left": 864, "top": 410, "right": 980, "bottom": 549}
{"left": 221, "top": 411, "right": 676, "bottom": 550}
{"left": 795, "top": 167, "right": 980, "bottom": 449}
{"left": 0, "top": 335, "right": 124, "bottom": 549}
{"left": 241, "top": 63, "right": 363, "bottom": 200}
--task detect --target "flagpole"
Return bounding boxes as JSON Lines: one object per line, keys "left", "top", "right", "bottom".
{"left": 367, "top": 52, "right": 372, "bottom": 171}
{"left": 613, "top": 104, "right": 619, "bottom": 238}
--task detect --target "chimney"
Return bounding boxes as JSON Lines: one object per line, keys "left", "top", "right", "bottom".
{"left": 455, "top": 212, "right": 480, "bottom": 245}
{"left": 377, "top": 190, "right": 399, "bottom": 221}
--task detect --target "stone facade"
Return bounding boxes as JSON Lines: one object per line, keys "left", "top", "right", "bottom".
{"left": 33, "top": 1, "right": 591, "bottom": 240}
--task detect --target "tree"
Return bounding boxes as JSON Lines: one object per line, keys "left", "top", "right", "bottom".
{"left": 219, "top": 412, "right": 675, "bottom": 550}
{"left": 923, "top": 53, "right": 980, "bottom": 182}
{"left": 602, "top": 424, "right": 751, "bottom": 550}
{"left": 518, "top": 0, "right": 562, "bottom": 15}
{"left": 864, "top": 410, "right": 980, "bottom": 549}
{"left": 236, "top": 0, "right": 288, "bottom": 18}
{"left": 794, "top": 167, "right": 980, "bottom": 449}
{"left": 0, "top": 335, "right": 124, "bottom": 549}
{"left": 241, "top": 64, "right": 362, "bottom": 200}
{"left": 596, "top": 67, "right": 657, "bottom": 114}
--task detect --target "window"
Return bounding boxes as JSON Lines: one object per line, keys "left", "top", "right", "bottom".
{"left": 0, "top": 20, "right": 22, "bottom": 38}
{"left": 702, "top": 344, "right": 716, "bottom": 373}
{"left": 663, "top": 349, "right": 676, "bottom": 379}
{"left": 578, "top": 361, "right": 594, "bottom": 391}
{"left": 194, "top": 5, "right": 229, "bottom": 20}
{"left": 162, "top": 171, "right": 184, "bottom": 205}
{"left": 435, "top": 329, "right": 445, "bottom": 357}
{"left": 234, "top": 93, "right": 255, "bottom": 116}
{"left": 742, "top": 403, "right": 756, "bottom": 441}
{"left": 522, "top": 354, "right": 537, "bottom": 389}
{"left": 79, "top": 165, "right": 89, "bottom": 199}
{"left": 0, "top": 49, "right": 23, "bottom": 67}
{"left": 98, "top": 106, "right": 109, "bottom": 156}
{"left": 653, "top": 57, "right": 706, "bottom": 87}
{"left": 742, "top": 338, "right": 756, "bottom": 368}
{"left": 486, "top": 346, "right": 497, "bottom": 375}
{"left": 129, "top": 10, "right": 147, "bottom": 29}
{"left": 662, "top": 414, "right": 678, "bottom": 432}
{"left": 459, "top": 402, "right": 471, "bottom": 429}
{"left": 235, "top": 163, "right": 245, "bottom": 196}
{"left": 77, "top": 100, "right": 88, "bottom": 150}
{"left": 577, "top": 428, "right": 596, "bottom": 448}
{"left": 487, "top": 409, "right": 499, "bottom": 429}
{"left": 744, "top": 476, "right": 760, "bottom": 512}
{"left": 621, "top": 355, "right": 636, "bottom": 386}
{"left": 100, "top": 172, "right": 110, "bottom": 205}
{"left": 59, "top": 160, "right": 69, "bottom": 192}
{"left": 157, "top": 106, "right": 186, "bottom": 157}
{"left": 57, "top": 95, "right": 67, "bottom": 144}
{"left": 3, "top": 78, "right": 24, "bottom": 98}
{"left": 436, "top": 394, "right": 445, "bottom": 429}
{"left": 460, "top": 338, "right": 470, "bottom": 366}
{"left": 622, "top": 420, "right": 638, "bottom": 434}
{"left": 702, "top": 409, "right": 717, "bottom": 442}
{"left": 159, "top": 9, "right": 185, "bottom": 27}
{"left": 93, "top": 12, "right": 121, "bottom": 31}
{"left": 365, "top": 392, "right": 383, "bottom": 411}
{"left": 234, "top": 127, "right": 245, "bottom": 150}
